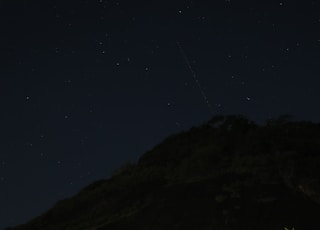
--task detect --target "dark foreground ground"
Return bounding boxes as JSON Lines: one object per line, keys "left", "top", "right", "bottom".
{"left": 6, "top": 115, "right": 320, "bottom": 230}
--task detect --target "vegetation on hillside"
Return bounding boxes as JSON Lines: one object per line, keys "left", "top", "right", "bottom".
{"left": 6, "top": 115, "right": 320, "bottom": 230}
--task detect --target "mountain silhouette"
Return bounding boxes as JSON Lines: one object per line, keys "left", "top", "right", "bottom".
{"left": 6, "top": 115, "right": 320, "bottom": 230}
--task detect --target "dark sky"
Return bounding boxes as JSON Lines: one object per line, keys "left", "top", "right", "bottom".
{"left": 1, "top": 0, "right": 319, "bottom": 228}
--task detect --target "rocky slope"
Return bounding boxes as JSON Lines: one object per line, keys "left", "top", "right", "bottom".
{"left": 7, "top": 115, "right": 320, "bottom": 230}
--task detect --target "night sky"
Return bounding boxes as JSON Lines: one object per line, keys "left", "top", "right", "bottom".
{"left": 1, "top": 0, "right": 320, "bottom": 228}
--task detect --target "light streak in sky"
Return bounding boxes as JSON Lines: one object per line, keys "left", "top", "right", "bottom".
{"left": 176, "top": 41, "right": 214, "bottom": 115}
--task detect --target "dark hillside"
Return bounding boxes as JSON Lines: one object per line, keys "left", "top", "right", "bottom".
{"left": 7, "top": 115, "right": 320, "bottom": 230}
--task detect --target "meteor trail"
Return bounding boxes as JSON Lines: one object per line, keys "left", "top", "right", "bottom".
{"left": 176, "top": 41, "right": 214, "bottom": 115}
